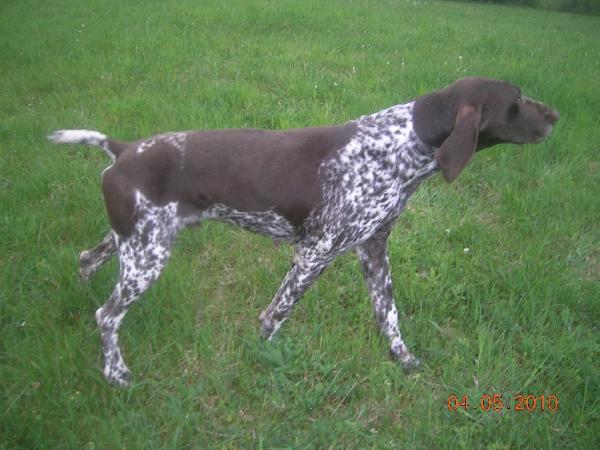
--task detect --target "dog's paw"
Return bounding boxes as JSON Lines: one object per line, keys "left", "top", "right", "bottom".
{"left": 258, "top": 310, "right": 278, "bottom": 341}
{"left": 400, "top": 356, "right": 421, "bottom": 374}
{"left": 79, "top": 251, "right": 94, "bottom": 282}
{"left": 104, "top": 365, "right": 132, "bottom": 387}
{"left": 391, "top": 350, "right": 422, "bottom": 374}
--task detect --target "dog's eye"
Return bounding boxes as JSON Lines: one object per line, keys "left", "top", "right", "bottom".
{"left": 507, "top": 101, "right": 520, "bottom": 119}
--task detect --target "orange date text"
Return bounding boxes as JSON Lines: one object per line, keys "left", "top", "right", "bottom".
{"left": 447, "top": 394, "right": 558, "bottom": 413}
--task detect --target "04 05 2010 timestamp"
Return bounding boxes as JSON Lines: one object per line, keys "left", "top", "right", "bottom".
{"left": 447, "top": 394, "right": 559, "bottom": 413}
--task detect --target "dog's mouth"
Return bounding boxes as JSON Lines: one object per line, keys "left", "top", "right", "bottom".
{"left": 534, "top": 124, "right": 555, "bottom": 143}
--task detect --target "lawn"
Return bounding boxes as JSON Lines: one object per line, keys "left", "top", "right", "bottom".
{"left": 1, "top": 0, "right": 599, "bottom": 448}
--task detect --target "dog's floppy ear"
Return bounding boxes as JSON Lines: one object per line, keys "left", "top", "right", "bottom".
{"left": 434, "top": 104, "right": 481, "bottom": 182}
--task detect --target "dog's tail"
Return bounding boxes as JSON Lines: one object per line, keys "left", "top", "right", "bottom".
{"left": 47, "top": 129, "right": 127, "bottom": 161}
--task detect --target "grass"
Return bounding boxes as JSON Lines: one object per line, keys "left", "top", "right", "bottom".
{"left": 1, "top": 0, "right": 599, "bottom": 448}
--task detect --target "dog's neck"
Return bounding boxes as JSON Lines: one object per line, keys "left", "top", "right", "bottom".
{"left": 355, "top": 101, "right": 438, "bottom": 183}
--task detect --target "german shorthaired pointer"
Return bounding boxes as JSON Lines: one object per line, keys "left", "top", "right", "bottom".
{"left": 49, "top": 77, "right": 559, "bottom": 386}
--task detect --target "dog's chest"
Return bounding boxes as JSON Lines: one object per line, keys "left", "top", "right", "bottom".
{"left": 325, "top": 104, "right": 436, "bottom": 227}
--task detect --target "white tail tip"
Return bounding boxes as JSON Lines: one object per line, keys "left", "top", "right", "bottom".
{"left": 47, "top": 129, "right": 107, "bottom": 147}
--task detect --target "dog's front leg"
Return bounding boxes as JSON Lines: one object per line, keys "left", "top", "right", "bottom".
{"left": 356, "top": 228, "right": 421, "bottom": 373}
{"left": 259, "top": 246, "right": 333, "bottom": 340}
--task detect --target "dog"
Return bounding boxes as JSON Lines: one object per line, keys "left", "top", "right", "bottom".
{"left": 49, "top": 77, "right": 559, "bottom": 386}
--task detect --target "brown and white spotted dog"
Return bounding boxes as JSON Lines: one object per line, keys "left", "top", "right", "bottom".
{"left": 49, "top": 77, "right": 559, "bottom": 386}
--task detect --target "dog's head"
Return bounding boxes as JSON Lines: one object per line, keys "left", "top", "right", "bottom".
{"left": 413, "top": 77, "right": 559, "bottom": 182}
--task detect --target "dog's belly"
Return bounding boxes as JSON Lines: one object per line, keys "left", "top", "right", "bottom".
{"left": 201, "top": 204, "right": 300, "bottom": 242}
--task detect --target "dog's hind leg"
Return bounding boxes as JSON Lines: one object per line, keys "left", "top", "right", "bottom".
{"left": 95, "top": 197, "right": 180, "bottom": 386}
{"left": 79, "top": 232, "right": 116, "bottom": 282}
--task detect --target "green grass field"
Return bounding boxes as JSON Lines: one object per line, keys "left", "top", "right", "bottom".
{"left": 1, "top": 0, "right": 599, "bottom": 448}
